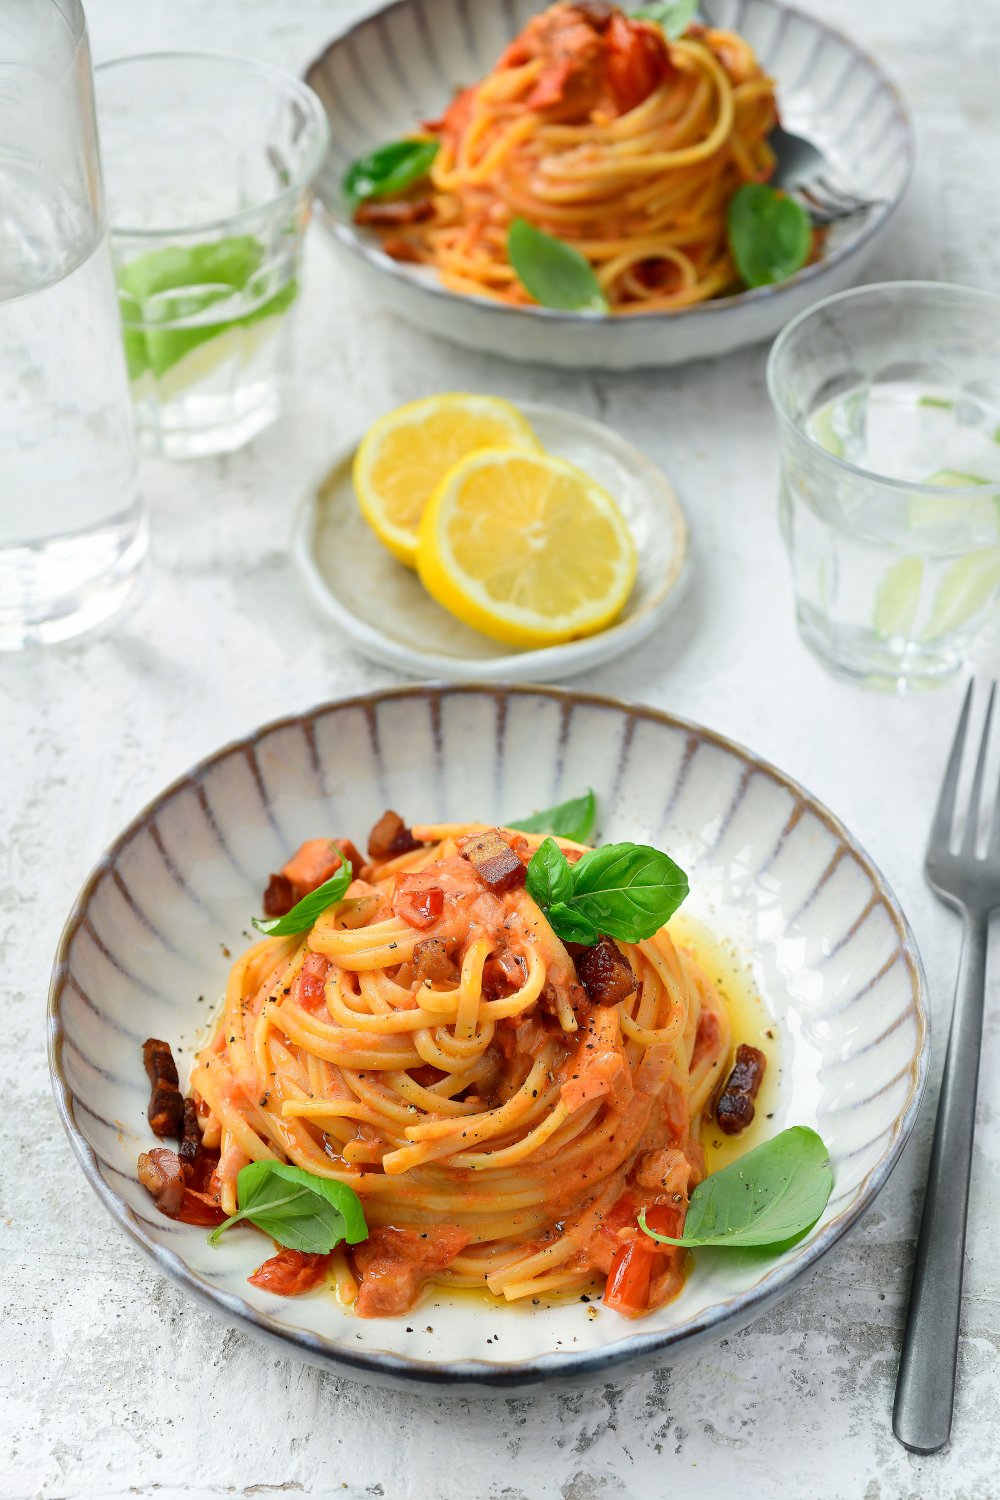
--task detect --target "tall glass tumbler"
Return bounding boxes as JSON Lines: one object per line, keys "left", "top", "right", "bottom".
{"left": 95, "top": 54, "right": 329, "bottom": 459}
{"left": 768, "top": 283, "right": 1000, "bottom": 691}
{"left": 0, "top": 0, "right": 146, "bottom": 650}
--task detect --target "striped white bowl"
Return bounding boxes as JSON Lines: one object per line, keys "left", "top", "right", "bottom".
{"left": 305, "top": 0, "right": 913, "bottom": 369}
{"left": 49, "top": 686, "right": 928, "bottom": 1389}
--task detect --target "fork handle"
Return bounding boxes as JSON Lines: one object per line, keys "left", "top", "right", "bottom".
{"left": 893, "top": 907, "right": 988, "bottom": 1454}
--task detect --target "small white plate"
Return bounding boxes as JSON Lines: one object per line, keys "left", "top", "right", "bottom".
{"left": 292, "top": 400, "right": 689, "bottom": 682}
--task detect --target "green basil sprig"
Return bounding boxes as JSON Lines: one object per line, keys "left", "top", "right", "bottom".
{"left": 526, "top": 836, "right": 688, "bottom": 946}
{"left": 507, "top": 218, "right": 609, "bottom": 313}
{"left": 727, "top": 183, "right": 811, "bottom": 289}
{"left": 209, "top": 1161, "right": 369, "bottom": 1253}
{"left": 344, "top": 139, "right": 438, "bottom": 204}
{"left": 509, "top": 788, "right": 597, "bottom": 844}
{"left": 639, "top": 1126, "right": 833, "bottom": 1250}
{"left": 252, "top": 850, "right": 351, "bottom": 936}
{"left": 633, "top": 0, "right": 698, "bottom": 38}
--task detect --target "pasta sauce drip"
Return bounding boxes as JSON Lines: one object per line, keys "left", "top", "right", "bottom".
{"left": 188, "top": 822, "right": 733, "bottom": 1317}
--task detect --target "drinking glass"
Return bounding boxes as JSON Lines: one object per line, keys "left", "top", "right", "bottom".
{"left": 768, "top": 283, "right": 1000, "bottom": 691}
{"left": 0, "top": 0, "right": 146, "bottom": 650}
{"left": 95, "top": 53, "right": 329, "bottom": 459}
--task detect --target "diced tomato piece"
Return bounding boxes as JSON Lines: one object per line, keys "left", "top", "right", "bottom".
{"left": 298, "top": 951, "right": 332, "bottom": 1012}
{"left": 424, "top": 84, "right": 477, "bottom": 144}
{"left": 248, "top": 1249, "right": 333, "bottom": 1296}
{"left": 393, "top": 876, "right": 445, "bottom": 929}
{"left": 642, "top": 1201, "right": 685, "bottom": 1240}
{"left": 605, "top": 15, "right": 671, "bottom": 114}
{"left": 528, "top": 58, "right": 577, "bottom": 111}
{"left": 174, "top": 1188, "right": 228, "bottom": 1227}
{"left": 603, "top": 1236, "right": 659, "bottom": 1315}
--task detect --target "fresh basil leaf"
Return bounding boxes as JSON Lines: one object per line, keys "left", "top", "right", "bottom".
{"left": 727, "top": 183, "right": 811, "bottom": 289}
{"left": 509, "top": 789, "right": 597, "bottom": 843}
{"left": 209, "top": 1160, "right": 368, "bottom": 1253}
{"left": 526, "top": 837, "right": 574, "bottom": 910}
{"left": 507, "top": 218, "right": 609, "bottom": 313}
{"left": 545, "top": 902, "right": 599, "bottom": 944}
{"left": 252, "top": 850, "right": 351, "bottom": 936}
{"left": 639, "top": 1127, "right": 833, "bottom": 1249}
{"left": 633, "top": 0, "right": 697, "bottom": 37}
{"left": 344, "top": 140, "right": 438, "bottom": 203}
{"left": 564, "top": 842, "right": 688, "bottom": 942}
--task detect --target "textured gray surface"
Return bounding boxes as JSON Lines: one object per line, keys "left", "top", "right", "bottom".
{"left": 4, "top": 0, "right": 1000, "bottom": 1495}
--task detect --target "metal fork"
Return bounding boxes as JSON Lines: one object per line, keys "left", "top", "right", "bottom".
{"left": 770, "top": 125, "right": 884, "bottom": 225}
{"left": 894, "top": 680, "right": 997, "bottom": 1453}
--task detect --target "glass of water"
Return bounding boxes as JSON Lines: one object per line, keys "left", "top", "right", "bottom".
{"left": 95, "top": 53, "right": 329, "bottom": 459}
{"left": 0, "top": 0, "right": 146, "bottom": 650}
{"left": 768, "top": 282, "right": 1000, "bottom": 690}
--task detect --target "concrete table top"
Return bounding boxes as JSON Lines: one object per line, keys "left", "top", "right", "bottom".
{"left": 4, "top": 1, "right": 1000, "bottom": 1496}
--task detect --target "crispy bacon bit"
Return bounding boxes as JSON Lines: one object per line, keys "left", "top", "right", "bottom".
{"left": 381, "top": 237, "right": 425, "bottom": 264}
{"left": 461, "top": 829, "right": 527, "bottom": 893}
{"left": 572, "top": 937, "right": 636, "bottom": 1007}
{"left": 351, "top": 1225, "right": 470, "bottom": 1317}
{"left": 178, "top": 1096, "right": 201, "bottom": 1168}
{"left": 355, "top": 197, "right": 434, "bottom": 228}
{"left": 248, "top": 1249, "right": 333, "bottom": 1296}
{"left": 368, "top": 810, "right": 422, "bottom": 861}
{"left": 393, "top": 878, "right": 444, "bottom": 929}
{"left": 263, "top": 838, "right": 363, "bottom": 916}
{"left": 137, "top": 1147, "right": 186, "bottom": 1215}
{"left": 573, "top": 0, "right": 615, "bottom": 29}
{"left": 137, "top": 1145, "right": 227, "bottom": 1225}
{"left": 716, "top": 1044, "right": 767, "bottom": 1135}
{"left": 482, "top": 947, "right": 527, "bottom": 999}
{"left": 263, "top": 872, "right": 295, "bottom": 917}
{"left": 142, "top": 1038, "right": 184, "bottom": 1138}
{"left": 413, "top": 937, "right": 461, "bottom": 986}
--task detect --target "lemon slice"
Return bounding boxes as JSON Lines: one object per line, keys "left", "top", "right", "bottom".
{"left": 353, "top": 394, "right": 541, "bottom": 567}
{"left": 416, "top": 449, "right": 637, "bottom": 648}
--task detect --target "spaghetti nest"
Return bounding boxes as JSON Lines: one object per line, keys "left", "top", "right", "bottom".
{"left": 357, "top": 3, "right": 779, "bottom": 312}
{"left": 190, "top": 821, "right": 731, "bottom": 1318}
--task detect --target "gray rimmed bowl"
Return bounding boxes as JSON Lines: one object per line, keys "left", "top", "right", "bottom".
{"left": 304, "top": 0, "right": 913, "bottom": 369}
{"left": 49, "top": 684, "right": 928, "bottom": 1390}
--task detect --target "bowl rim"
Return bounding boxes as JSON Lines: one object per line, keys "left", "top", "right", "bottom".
{"left": 291, "top": 399, "right": 690, "bottom": 681}
{"left": 304, "top": 0, "right": 914, "bottom": 330}
{"left": 48, "top": 682, "right": 930, "bottom": 1387}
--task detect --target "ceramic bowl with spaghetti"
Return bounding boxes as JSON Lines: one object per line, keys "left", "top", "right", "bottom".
{"left": 305, "top": 0, "right": 912, "bottom": 368}
{"left": 49, "top": 686, "right": 928, "bottom": 1389}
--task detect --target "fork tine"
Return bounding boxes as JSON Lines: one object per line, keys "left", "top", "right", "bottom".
{"left": 928, "top": 681, "right": 975, "bottom": 854}
{"left": 986, "top": 688, "right": 1000, "bottom": 858}
{"left": 960, "top": 682, "right": 996, "bottom": 854}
